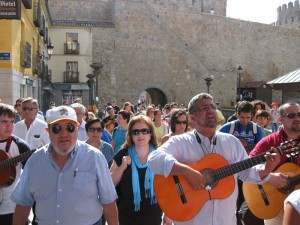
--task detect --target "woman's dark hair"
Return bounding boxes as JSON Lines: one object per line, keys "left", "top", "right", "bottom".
{"left": 152, "top": 108, "right": 162, "bottom": 122}
{"left": 170, "top": 109, "right": 188, "bottom": 133}
{"left": 118, "top": 110, "right": 131, "bottom": 123}
{"left": 85, "top": 118, "right": 104, "bottom": 132}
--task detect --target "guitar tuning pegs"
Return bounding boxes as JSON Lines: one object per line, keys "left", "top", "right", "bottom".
{"left": 286, "top": 154, "right": 291, "bottom": 158}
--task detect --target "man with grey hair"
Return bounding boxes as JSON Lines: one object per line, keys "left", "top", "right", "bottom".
{"left": 148, "top": 93, "right": 280, "bottom": 225}
{"left": 69, "top": 103, "right": 88, "bottom": 141}
{"left": 13, "top": 98, "right": 49, "bottom": 149}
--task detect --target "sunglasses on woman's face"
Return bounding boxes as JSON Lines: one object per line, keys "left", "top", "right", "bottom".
{"left": 131, "top": 128, "right": 150, "bottom": 135}
{"left": 50, "top": 124, "right": 76, "bottom": 134}
{"left": 88, "top": 127, "right": 103, "bottom": 133}
{"left": 176, "top": 120, "right": 187, "bottom": 125}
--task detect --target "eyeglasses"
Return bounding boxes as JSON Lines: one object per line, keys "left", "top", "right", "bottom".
{"left": 176, "top": 120, "right": 187, "bottom": 125}
{"left": 88, "top": 127, "right": 103, "bottom": 133}
{"left": 132, "top": 128, "right": 150, "bottom": 135}
{"left": 22, "top": 107, "right": 37, "bottom": 111}
{"left": 283, "top": 113, "right": 300, "bottom": 119}
{"left": 14, "top": 104, "right": 21, "bottom": 107}
{"left": 50, "top": 124, "right": 76, "bottom": 134}
{"left": 193, "top": 104, "right": 217, "bottom": 113}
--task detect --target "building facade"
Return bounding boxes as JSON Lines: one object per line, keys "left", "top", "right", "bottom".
{"left": 0, "top": 0, "right": 52, "bottom": 111}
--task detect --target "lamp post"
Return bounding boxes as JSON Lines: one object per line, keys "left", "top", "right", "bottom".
{"left": 90, "top": 63, "right": 103, "bottom": 115}
{"left": 40, "top": 39, "right": 54, "bottom": 113}
{"left": 86, "top": 73, "right": 96, "bottom": 113}
{"left": 237, "top": 65, "right": 243, "bottom": 102}
{"left": 204, "top": 75, "right": 214, "bottom": 94}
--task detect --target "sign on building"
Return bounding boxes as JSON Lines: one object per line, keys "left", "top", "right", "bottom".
{"left": 0, "top": 0, "right": 21, "bottom": 20}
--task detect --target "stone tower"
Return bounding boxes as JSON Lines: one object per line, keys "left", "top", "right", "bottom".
{"left": 276, "top": 0, "right": 300, "bottom": 29}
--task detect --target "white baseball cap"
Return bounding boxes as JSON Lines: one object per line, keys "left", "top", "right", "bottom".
{"left": 46, "top": 106, "right": 78, "bottom": 125}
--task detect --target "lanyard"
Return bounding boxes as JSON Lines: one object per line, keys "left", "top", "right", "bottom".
{"left": 5, "top": 136, "right": 12, "bottom": 153}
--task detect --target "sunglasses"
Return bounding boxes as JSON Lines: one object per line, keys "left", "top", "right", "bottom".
{"left": 176, "top": 120, "right": 187, "bottom": 125}
{"left": 22, "top": 107, "right": 37, "bottom": 111}
{"left": 14, "top": 104, "right": 21, "bottom": 107}
{"left": 51, "top": 124, "right": 76, "bottom": 134}
{"left": 132, "top": 128, "right": 150, "bottom": 135}
{"left": 88, "top": 127, "right": 103, "bottom": 133}
{"left": 283, "top": 113, "right": 300, "bottom": 119}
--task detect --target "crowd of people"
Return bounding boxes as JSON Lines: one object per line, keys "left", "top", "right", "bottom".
{"left": 0, "top": 94, "right": 299, "bottom": 225}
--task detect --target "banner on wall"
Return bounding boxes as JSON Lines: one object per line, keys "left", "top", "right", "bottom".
{"left": 0, "top": 0, "right": 21, "bottom": 20}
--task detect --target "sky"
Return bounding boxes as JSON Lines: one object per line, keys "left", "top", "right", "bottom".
{"left": 227, "top": 0, "right": 294, "bottom": 24}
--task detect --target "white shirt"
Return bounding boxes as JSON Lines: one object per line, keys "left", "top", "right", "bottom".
{"left": 78, "top": 120, "right": 88, "bottom": 141}
{"left": 148, "top": 130, "right": 269, "bottom": 225}
{"left": 284, "top": 189, "right": 300, "bottom": 214}
{"left": 13, "top": 118, "right": 50, "bottom": 149}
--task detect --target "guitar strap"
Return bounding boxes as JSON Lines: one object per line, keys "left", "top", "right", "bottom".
{"left": 5, "top": 136, "right": 12, "bottom": 153}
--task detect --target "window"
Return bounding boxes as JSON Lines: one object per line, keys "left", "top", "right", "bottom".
{"left": 65, "top": 62, "right": 79, "bottom": 82}
{"left": 66, "top": 33, "right": 78, "bottom": 51}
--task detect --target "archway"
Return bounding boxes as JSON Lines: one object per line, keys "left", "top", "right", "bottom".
{"left": 137, "top": 88, "right": 168, "bottom": 107}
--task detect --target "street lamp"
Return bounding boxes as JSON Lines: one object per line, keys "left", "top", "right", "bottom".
{"left": 90, "top": 63, "right": 103, "bottom": 115}
{"left": 86, "top": 73, "right": 96, "bottom": 113}
{"left": 204, "top": 75, "right": 214, "bottom": 94}
{"left": 39, "top": 39, "right": 54, "bottom": 60}
{"left": 237, "top": 65, "right": 243, "bottom": 102}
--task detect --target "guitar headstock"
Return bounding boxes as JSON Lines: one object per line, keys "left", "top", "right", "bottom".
{"left": 277, "top": 139, "right": 300, "bottom": 157}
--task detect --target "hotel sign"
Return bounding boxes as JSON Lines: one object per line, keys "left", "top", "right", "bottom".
{"left": 0, "top": 0, "right": 21, "bottom": 19}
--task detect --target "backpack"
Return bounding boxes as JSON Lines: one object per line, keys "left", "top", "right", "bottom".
{"left": 229, "top": 121, "right": 258, "bottom": 145}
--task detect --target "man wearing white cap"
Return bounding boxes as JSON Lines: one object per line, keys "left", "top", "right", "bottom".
{"left": 11, "top": 106, "right": 118, "bottom": 225}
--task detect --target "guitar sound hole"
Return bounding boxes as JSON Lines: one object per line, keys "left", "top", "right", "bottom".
{"left": 201, "top": 168, "right": 218, "bottom": 189}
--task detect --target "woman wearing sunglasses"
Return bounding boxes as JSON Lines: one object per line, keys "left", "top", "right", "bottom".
{"left": 161, "top": 109, "right": 188, "bottom": 145}
{"left": 85, "top": 118, "right": 114, "bottom": 168}
{"left": 110, "top": 115, "right": 163, "bottom": 225}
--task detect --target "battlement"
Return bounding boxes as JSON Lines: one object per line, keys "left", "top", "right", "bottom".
{"left": 276, "top": 1, "right": 300, "bottom": 27}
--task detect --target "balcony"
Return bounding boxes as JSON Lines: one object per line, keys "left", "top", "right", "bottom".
{"left": 64, "top": 71, "right": 79, "bottom": 83}
{"left": 39, "top": 16, "right": 45, "bottom": 36}
{"left": 22, "top": 0, "right": 32, "bottom": 9}
{"left": 32, "top": 54, "right": 42, "bottom": 76}
{"left": 64, "top": 42, "right": 80, "bottom": 54}
{"left": 20, "top": 41, "right": 31, "bottom": 68}
{"left": 33, "top": 1, "right": 41, "bottom": 27}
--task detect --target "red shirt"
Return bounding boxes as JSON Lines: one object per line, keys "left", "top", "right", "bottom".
{"left": 249, "top": 128, "right": 300, "bottom": 168}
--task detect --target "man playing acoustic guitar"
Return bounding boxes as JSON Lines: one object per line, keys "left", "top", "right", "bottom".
{"left": 148, "top": 93, "right": 282, "bottom": 225}
{"left": 249, "top": 102, "right": 300, "bottom": 225}
{"left": 0, "top": 103, "right": 30, "bottom": 225}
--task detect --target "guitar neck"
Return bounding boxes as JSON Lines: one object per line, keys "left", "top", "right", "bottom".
{"left": 289, "top": 174, "right": 300, "bottom": 187}
{"left": 210, "top": 145, "right": 286, "bottom": 183}
{"left": 0, "top": 149, "right": 35, "bottom": 169}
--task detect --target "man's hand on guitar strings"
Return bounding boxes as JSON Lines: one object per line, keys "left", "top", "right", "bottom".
{"left": 268, "top": 172, "right": 289, "bottom": 189}
{"left": 264, "top": 147, "right": 281, "bottom": 173}
{"left": 185, "top": 167, "right": 206, "bottom": 190}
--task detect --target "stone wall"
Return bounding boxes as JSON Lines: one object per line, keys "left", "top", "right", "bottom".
{"left": 95, "top": 0, "right": 300, "bottom": 108}
{"left": 48, "top": 0, "right": 114, "bottom": 21}
{"left": 47, "top": 0, "right": 300, "bottom": 109}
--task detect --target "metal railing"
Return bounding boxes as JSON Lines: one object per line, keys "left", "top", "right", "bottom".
{"left": 64, "top": 42, "right": 80, "bottom": 54}
{"left": 64, "top": 71, "right": 79, "bottom": 83}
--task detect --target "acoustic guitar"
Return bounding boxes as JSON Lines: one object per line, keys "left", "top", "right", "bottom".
{"left": 243, "top": 163, "right": 300, "bottom": 219}
{"left": 0, "top": 149, "right": 36, "bottom": 187}
{"left": 238, "top": 138, "right": 255, "bottom": 153}
{"left": 154, "top": 139, "right": 300, "bottom": 221}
